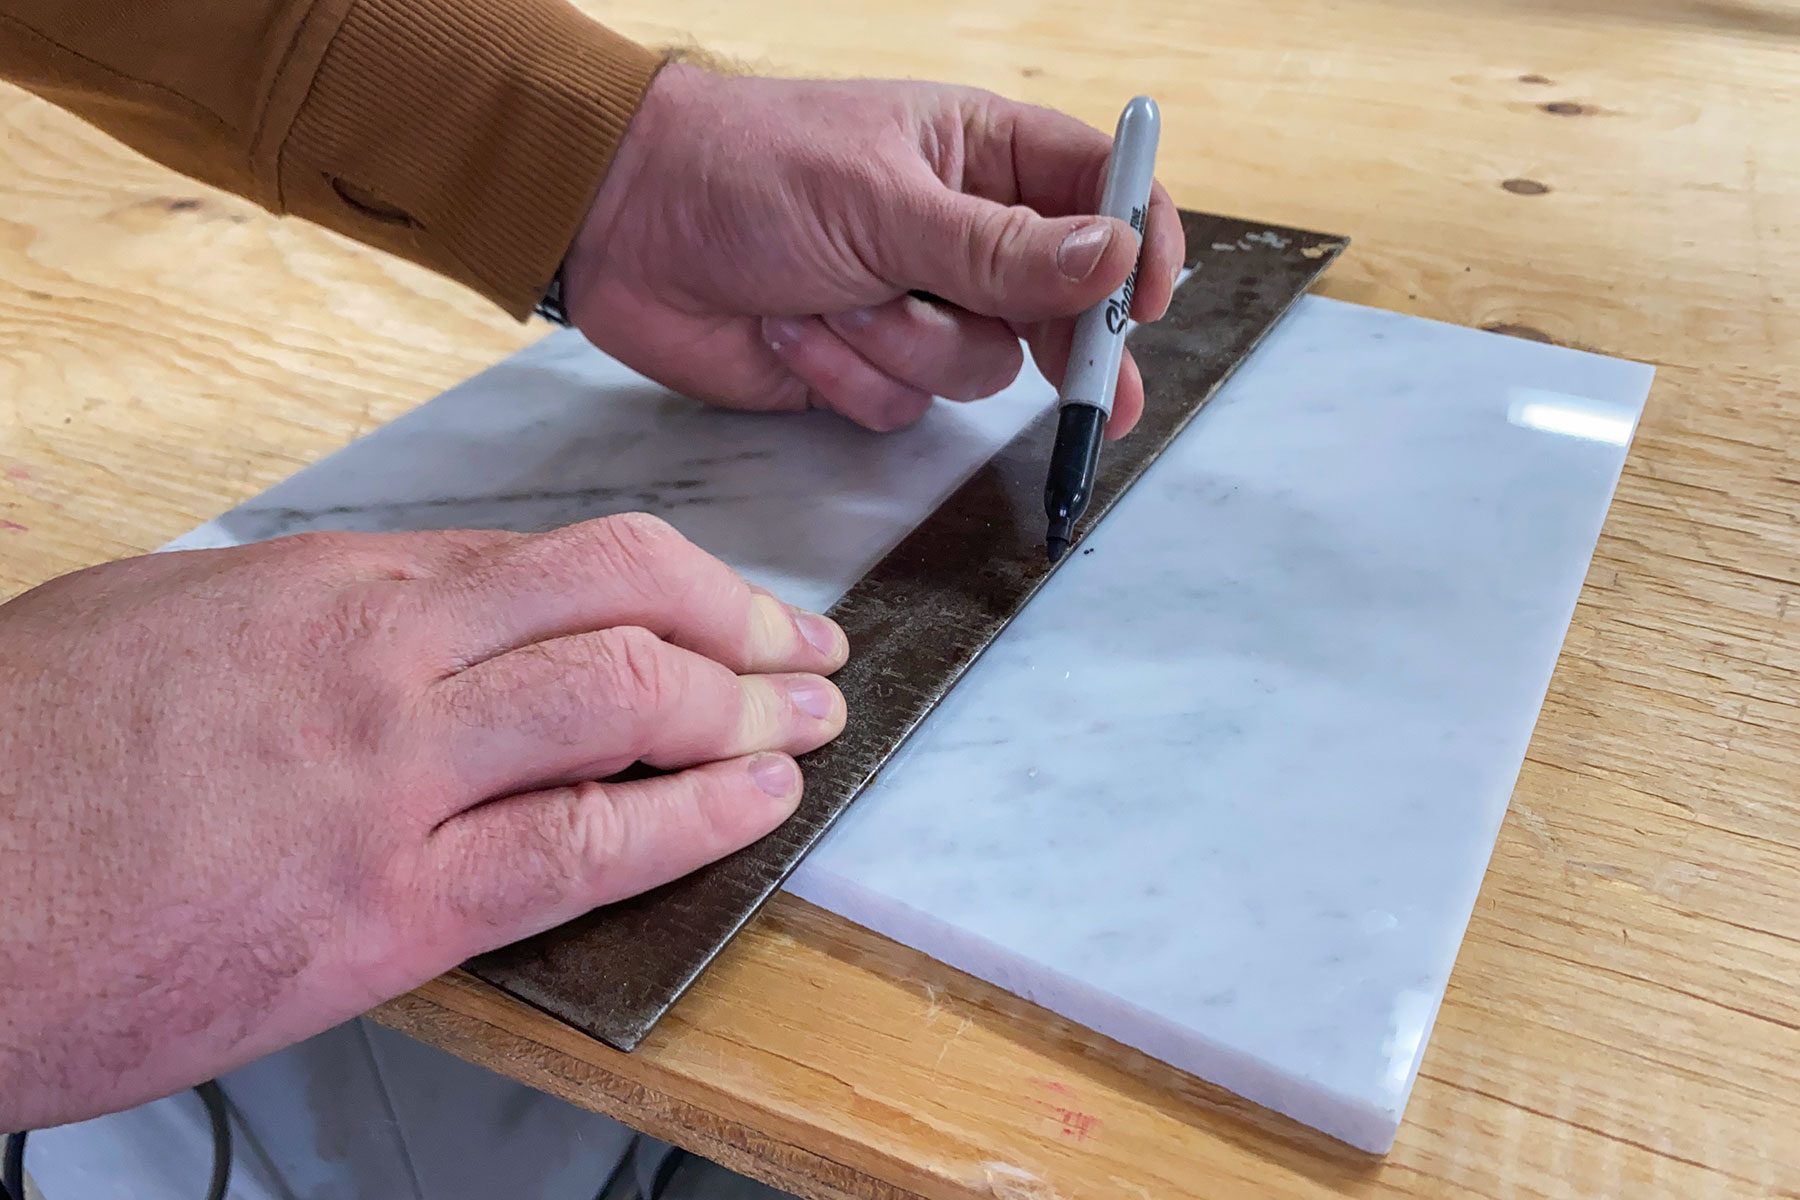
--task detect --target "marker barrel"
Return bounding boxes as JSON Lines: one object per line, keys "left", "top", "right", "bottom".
{"left": 1057, "top": 96, "right": 1161, "bottom": 417}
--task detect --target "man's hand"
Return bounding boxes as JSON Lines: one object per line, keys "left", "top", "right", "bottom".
{"left": 0, "top": 516, "right": 846, "bottom": 1130}
{"left": 566, "top": 68, "right": 1187, "bottom": 437}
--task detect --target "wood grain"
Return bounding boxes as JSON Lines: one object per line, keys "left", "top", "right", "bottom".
{"left": 2, "top": 1, "right": 1795, "bottom": 1197}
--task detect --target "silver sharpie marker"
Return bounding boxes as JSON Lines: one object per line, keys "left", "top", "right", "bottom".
{"left": 1043, "top": 95, "right": 1161, "bottom": 562}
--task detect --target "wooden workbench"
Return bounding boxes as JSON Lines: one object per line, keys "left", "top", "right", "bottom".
{"left": 2, "top": 1, "right": 1795, "bottom": 1195}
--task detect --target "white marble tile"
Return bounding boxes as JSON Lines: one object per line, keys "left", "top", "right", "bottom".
{"left": 162, "top": 295, "right": 1650, "bottom": 1153}
{"left": 788, "top": 297, "right": 1651, "bottom": 1150}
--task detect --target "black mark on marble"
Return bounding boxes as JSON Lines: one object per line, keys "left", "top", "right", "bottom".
{"left": 1540, "top": 101, "right": 1591, "bottom": 116}
{"left": 1020, "top": 66, "right": 1043, "bottom": 78}
{"left": 233, "top": 483, "right": 654, "bottom": 531}
{"left": 1518, "top": 73, "right": 1554, "bottom": 85}
{"left": 1502, "top": 178, "right": 1551, "bottom": 196}
{"left": 677, "top": 449, "right": 777, "bottom": 470}
{"left": 167, "top": 197, "right": 202, "bottom": 212}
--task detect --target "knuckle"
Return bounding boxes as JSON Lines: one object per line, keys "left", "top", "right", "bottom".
{"left": 518, "top": 513, "right": 693, "bottom": 596}
{"left": 222, "top": 591, "right": 426, "bottom": 772}
{"left": 684, "top": 773, "right": 745, "bottom": 848}
{"left": 969, "top": 204, "right": 1032, "bottom": 288}
{"left": 563, "top": 781, "right": 628, "bottom": 883}
{"left": 589, "top": 512, "right": 691, "bottom": 591}
{"left": 758, "top": 373, "right": 814, "bottom": 415}
{"left": 691, "top": 763, "right": 786, "bottom": 849}
{"left": 429, "top": 811, "right": 573, "bottom": 944}
{"left": 597, "top": 512, "right": 683, "bottom": 563}
{"left": 430, "top": 528, "right": 519, "bottom": 572}
{"left": 465, "top": 641, "right": 595, "bottom": 748}
{"left": 738, "top": 676, "right": 787, "bottom": 736}
{"left": 322, "top": 580, "right": 414, "bottom": 647}
{"left": 596, "top": 625, "right": 673, "bottom": 711}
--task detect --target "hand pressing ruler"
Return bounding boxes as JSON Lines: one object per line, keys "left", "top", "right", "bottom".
{"left": 470, "top": 211, "right": 1347, "bottom": 1050}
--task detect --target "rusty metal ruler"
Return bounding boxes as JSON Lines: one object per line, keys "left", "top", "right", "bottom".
{"left": 470, "top": 211, "right": 1347, "bottom": 1050}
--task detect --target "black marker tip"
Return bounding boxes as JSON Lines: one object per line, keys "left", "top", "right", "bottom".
{"left": 1045, "top": 516, "right": 1074, "bottom": 563}
{"left": 1046, "top": 536, "right": 1070, "bottom": 563}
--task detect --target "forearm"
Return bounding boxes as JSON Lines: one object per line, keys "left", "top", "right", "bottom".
{"left": 0, "top": 0, "right": 662, "bottom": 316}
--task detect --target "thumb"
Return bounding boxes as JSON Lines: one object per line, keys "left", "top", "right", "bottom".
{"left": 883, "top": 189, "right": 1138, "bottom": 322}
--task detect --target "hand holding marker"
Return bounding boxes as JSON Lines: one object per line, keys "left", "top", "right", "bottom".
{"left": 1043, "top": 96, "right": 1162, "bottom": 562}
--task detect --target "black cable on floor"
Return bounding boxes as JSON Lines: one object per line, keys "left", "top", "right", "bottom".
{"left": 589, "top": 1135, "right": 641, "bottom": 1200}
{"left": 647, "top": 1148, "right": 688, "bottom": 1200}
{"left": 2, "top": 1082, "right": 230, "bottom": 1200}
{"left": 195, "top": 1081, "right": 231, "bottom": 1200}
{"left": 2, "top": 1130, "right": 21, "bottom": 1200}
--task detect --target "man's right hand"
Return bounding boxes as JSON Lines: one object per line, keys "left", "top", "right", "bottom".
{"left": 567, "top": 67, "right": 1186, "bottom": 438}
{"left": 0, "top": 515, "right": 847, "bottom": 1131}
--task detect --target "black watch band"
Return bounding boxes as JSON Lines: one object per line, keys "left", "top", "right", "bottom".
{"left": 534, "top": 267, "right": 572, "bottom": 327}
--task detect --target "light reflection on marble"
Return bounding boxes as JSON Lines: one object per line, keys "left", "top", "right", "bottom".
{"left": 164, "top": 296, "right": 1651, "bottom": 1154}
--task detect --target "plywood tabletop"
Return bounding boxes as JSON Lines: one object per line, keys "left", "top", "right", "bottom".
{"left": 2, "top": 1, "right": 1795, "bottom": 1196}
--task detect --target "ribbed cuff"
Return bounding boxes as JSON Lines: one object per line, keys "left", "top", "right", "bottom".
{"left": 272, "top": 0, "right": 662, "bottom": 317}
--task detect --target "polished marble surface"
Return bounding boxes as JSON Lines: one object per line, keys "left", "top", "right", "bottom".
{"left": 789, "top": 298, "right": 1651, "bottom": 1150}
{"left": 165, "top": 295, "right": 1650, "bottom": 1152}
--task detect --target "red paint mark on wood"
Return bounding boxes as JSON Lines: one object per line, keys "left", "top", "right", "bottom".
{"left": 1050, "top": 1106, "right": 1101, "bottom": 1141}
{"left": 1028, "top": 1082, "right": 1101, "bottom": 1141}
{"left": 0, "top": 519, "right": 28, "bottom": 532}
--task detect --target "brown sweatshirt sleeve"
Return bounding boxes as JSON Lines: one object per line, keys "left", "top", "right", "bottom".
{"left": 0, "top": 0, "right": 662, "bottom": 317}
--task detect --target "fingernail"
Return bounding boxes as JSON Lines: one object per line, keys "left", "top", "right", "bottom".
{"left": 763, "top": 316, "right": 804, "bottom": 351}
{"left": 837, "top": 306, "right": 877, "bottom": 330}
{"left": 1057, "top": 223, "right": 1114, "bottom": 282}
{"left": 750, "top": 753, "right": 800, "bottom": 797}
{"left": 795, "top": 611, "right": 843, "bottom": 658}
{"left": 787, "top": 677, "right": 838, "bottom": 720}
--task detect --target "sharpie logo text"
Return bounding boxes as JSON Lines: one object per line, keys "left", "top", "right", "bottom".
{"left": 1103, "top": 206, "right": 1149, "bottom": 334}
{"left": 1105, "top": 270, "right": 1138, "bottom": 334}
